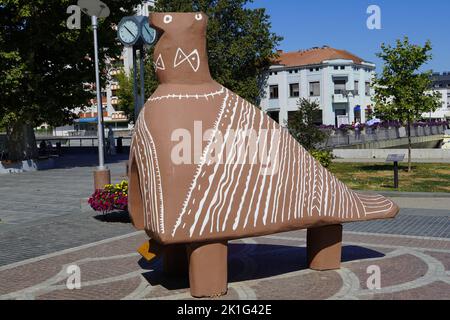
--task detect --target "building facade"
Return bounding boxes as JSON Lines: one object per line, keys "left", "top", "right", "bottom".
{"left": 426, "top": 72, "right": 450, "bottom": 120}
{"left": 260, "top": 46, "right": 376, "bottom": 127}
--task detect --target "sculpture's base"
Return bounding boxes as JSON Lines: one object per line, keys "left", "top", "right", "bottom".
{"left": 163, "top": 244, "right": 188, "bottom": 277}
{"left": 187, "top": 241, "right": 228, "bottom": 298}
{"left": 93, "top": 167, "right": 111, "bottom": 190}
{"left": 307, "top": 224, "right": 343, "bottom": 271}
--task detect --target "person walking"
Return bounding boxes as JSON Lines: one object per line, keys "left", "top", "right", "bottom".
{"left": 107, "top": 126, "right": 116, "bottom": 155}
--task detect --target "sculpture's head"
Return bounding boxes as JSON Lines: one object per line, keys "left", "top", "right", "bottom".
{"left": 149, "top": 12, "right": 212, "bottom": 85}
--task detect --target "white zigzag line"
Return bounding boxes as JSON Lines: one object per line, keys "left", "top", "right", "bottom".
{"left": 171, "top": 88, "right": 230, "bottom": 237}
{"left": 148, "top": 87, "right": 225, "bottom": 102}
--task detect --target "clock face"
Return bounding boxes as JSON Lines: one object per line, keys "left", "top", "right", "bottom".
{"left": 118, "top": 20, "right": 139, "bottom": 45}
{"left": 142, "top": 21, "right": 156, "bottom": 45}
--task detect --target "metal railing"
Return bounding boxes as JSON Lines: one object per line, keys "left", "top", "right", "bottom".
{"left": 321, "top": 125, "right": 447, "bottom": 149}
{"left": 35, "top": 136, "right": 132, "bottom": 148}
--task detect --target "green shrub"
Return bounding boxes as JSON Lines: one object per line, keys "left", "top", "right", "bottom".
{"left": 310, "top": 149, "right": 333, "bottom": 168}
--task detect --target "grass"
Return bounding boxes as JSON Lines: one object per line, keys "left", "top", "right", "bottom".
{"left": 328, "top": 162, "right": 450, "bottom": 193}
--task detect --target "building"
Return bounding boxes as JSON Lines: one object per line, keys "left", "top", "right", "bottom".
{"left": 260, "top": 46, "right": 376, "bottom": 127}
{"left": 425, "top": 72, "right": 450, "bottom": 120}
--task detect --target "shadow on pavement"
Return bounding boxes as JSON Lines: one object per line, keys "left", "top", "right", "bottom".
{"left": 137, "top": 243, "right": 384, "bottom": 291}
{"left": 53, "top": 147, "right": 130, "bottom": 169}
{"left": 93, "top": 211, "right": 131, "bottom": 223}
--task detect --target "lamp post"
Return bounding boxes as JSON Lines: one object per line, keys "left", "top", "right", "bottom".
{"left": 78, "top": 0, "right": 111, "bottom": 190}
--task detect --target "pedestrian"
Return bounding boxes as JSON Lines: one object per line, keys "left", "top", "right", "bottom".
{"left": 355, "top": 121, "right": 361, "bottom": 140}
{"left": 108, "top": 126, "right": 116, "bottom": 155}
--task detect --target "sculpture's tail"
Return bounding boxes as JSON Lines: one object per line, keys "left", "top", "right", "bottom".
{"left": 169, "top": 90, "right": 399, "bottom": 242}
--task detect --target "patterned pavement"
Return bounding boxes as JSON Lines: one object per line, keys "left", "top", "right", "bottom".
{"left": 0, "top": 229, "right": 449, "bottom": 300}
{"left": 1, "top": 151, "right": 449, "bottom": 300}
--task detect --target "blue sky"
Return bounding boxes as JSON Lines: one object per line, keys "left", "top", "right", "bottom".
{"left": 247, "top": 0, "right": 449, "bottom": 73}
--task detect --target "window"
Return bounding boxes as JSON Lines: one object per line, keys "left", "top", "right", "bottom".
{"left": 269, "top": 85, "right": 279, "bottom": 99}
{"left": 288, "top": 111, "right": 297, "bottom": 124}
{"left": 313, "top": 110, "right": 323, "bottom": 125}
{"left": 288, "top": 110, "right": 322, "bottom": 126}
{"left": 334, "top": 66, "right": 339, "bottom": 70}
{"left": 315, "top": 67, "right": 320, "bottom": 71}
{"left": 334, "top": 79, "right": 346, "bottom": 94}
{"left": 365, "top": 82, "right": 371, "bottom": 96}
{"left": 309, "top": 68, "right": 314, "bottom": 72}
{"left": 340, "top": 66, "right": 345, "bottom": 70}
{"left": 267, "top": 111, "right": 279, "bottom": 123}
{"left": 289, "top": 83, "right": 300, "bottom": 97}
{"left": 309, "top": 82, "right": 320, "bottom": 96}
{"left": 354, "top": 81, "right": 359, "bottom": 95}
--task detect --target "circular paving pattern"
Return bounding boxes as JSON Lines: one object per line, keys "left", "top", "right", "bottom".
{"left": 0, "top": 230, "right": 449, "bottom": 300}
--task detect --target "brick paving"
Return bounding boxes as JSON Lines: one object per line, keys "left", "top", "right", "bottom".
{"left": 0, "top": 230, "right": 449, "bottom": 300}
{"left": 0, "top": 150, "right": 449, "bottom": 299}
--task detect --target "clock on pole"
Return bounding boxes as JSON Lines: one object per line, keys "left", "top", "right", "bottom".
{"left": 117, "top": 16, "right": 157, "bottom": 122}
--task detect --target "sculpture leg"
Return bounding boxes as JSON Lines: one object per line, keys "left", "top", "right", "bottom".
{"left": 163, "top": 244, "right": 188, "bottom": 277}
{"left": 187, "top": 241, "right": 228, "bottom": 298}
{"left": 307, "top": 224, "right": 342, "bottom": 271}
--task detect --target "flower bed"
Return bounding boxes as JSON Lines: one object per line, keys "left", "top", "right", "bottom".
{"left": 88, "top": 180, "right": 128, "bottom": 213}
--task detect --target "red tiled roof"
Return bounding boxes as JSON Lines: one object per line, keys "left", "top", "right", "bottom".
{"left": 274, "top": 47, "right": 365, "bottom": 67}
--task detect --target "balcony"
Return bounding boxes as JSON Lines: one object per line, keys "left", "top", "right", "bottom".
{"left": 333, "top": 92, "right": 348, "bottom": 103}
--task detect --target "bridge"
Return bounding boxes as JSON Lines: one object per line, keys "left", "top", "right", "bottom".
{"left": 323, "top": 125, "right": 447, "bottom": 149}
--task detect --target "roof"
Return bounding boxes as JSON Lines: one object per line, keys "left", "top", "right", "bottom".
{"left": 274, "top": 46, "right": 366, "bottom": 67}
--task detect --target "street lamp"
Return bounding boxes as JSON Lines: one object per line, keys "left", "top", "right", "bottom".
{"left": 78, "top": 0, "right": 111, "bottom": 190}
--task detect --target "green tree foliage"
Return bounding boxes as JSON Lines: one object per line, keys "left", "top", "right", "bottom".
{"left": 287, "top": 98, "right": 332, "bottom": 167}
{"left": 287, "top": 98, "right": 327, "bottom": 151}
{"left": 147, "top": 0, "right": 282, "bottom": 105}
{"left": 0, "top": 0, "right": 141, "bottom": 160}
{"left": 116, "top": 51, "right": 158, "bottom": 123}
{"left": 373, "top": 37, "right": 441, "bottom": 172}
{"left": 116, "top": 70, "right": 135, "bottom": 121}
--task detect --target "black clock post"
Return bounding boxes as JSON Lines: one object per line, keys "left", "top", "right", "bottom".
{"left": 117, "top": 15, "right": 157, "bottom": 123}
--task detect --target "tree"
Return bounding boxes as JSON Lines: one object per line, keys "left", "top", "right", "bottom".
{"left": 116, "top": 52, "right": 159, "bottom": 123}
{"left": 0, "top": 0, "right": 142, "bottom": 161}
{"left": 287, "top": 98, "right": 327, "bottom": 151}
{"left": 373, "top": 37, "right": 441, "bottom": 172}
{"left": 116, "top": 70, "right": 135, "bottom": 122}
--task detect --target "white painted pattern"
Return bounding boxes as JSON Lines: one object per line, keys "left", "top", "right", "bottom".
{"left": 154, "top": 54, "right": 165, "bottom": 71}
{"left": 174, "top": 48, "right": 200, "bottom": 72}
{"left": 163, "top": 15, "right": 172, "bottom": 24}
{"left": 171, "top": 88, "right": 231, "bottom": 237}
{"left": 131, "top": 87, "right": 396, "bottom": 241}
{"left": 130, "top": 111, "right": 165, "bottom": 234}
{"left": 148, "top": 86, "right": 225, "bottom": 102}
{"left": 170, "top": 90, "right": 396, "bottom": 239}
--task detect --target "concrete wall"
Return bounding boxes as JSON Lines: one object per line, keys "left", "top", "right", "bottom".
{"left": 333, "top": 148, "right": 450, "bottom": 160}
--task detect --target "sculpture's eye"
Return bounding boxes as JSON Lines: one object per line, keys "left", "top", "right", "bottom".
{"left": 163, "top": 14, "right": 173, "bottom": 24}
{"left": 195, "top": 13, "right": 203, "bottom": 21}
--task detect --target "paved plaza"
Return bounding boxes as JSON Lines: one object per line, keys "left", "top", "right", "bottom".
{"left": 0, "top": 150, "right": 449, "bottom": 300}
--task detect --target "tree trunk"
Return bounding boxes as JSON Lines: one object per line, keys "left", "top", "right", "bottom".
{"left": 5, "top": 120, "right": 38, "bottom": 162}
{"left": 407, "top": 119, "right": 412, "bottom": 173}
